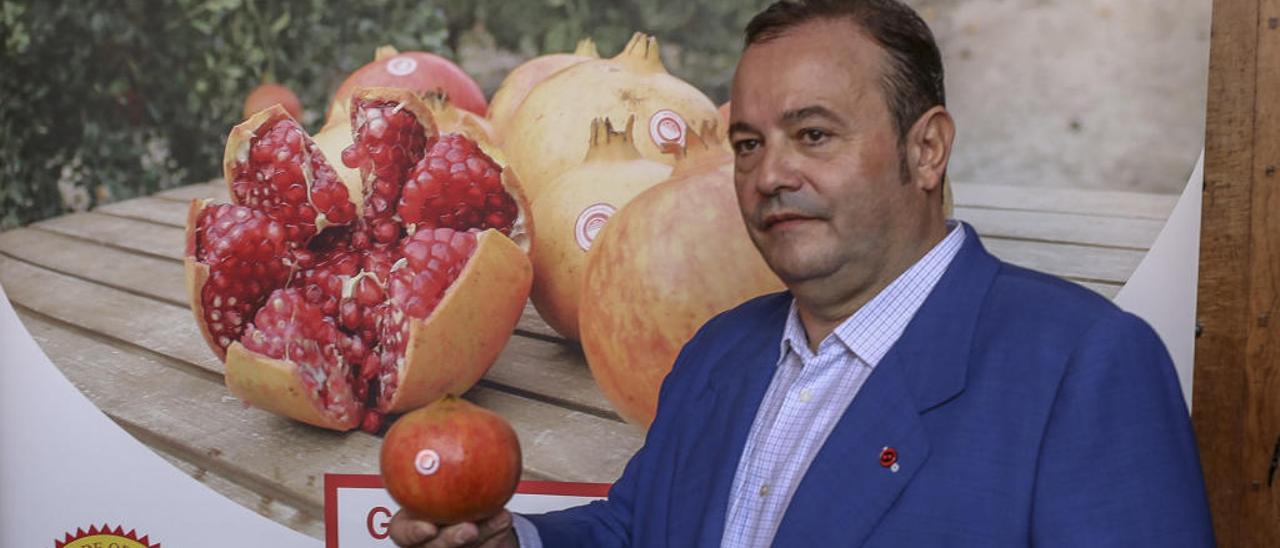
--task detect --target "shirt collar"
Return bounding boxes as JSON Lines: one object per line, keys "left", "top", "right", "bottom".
{"left": 778, "top": 220, "right": 967, "bottom": 368}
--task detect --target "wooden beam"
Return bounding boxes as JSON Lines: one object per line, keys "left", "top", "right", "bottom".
{"left": 1195, "top": 0, "right": 1280, "bottom": 546}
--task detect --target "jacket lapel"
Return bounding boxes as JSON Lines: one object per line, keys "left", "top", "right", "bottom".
{"left": 771, "top": 224, "right": 1001, "bottom": 546}
{"left": 667, "top": 298, "right": 789, "bottom": 547}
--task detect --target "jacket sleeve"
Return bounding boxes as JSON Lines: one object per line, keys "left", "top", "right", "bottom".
{"left": 520, "top": 316, "right": 720, "bottom": 547}
{"left": 1030, "top": 310, "right": 1214, "bottom": 546}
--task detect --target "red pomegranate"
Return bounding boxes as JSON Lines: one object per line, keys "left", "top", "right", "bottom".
{"left": 580, "top": 122, "right": 784, "bottom": 427}
{"left": 244, "top": 82, "right": 303, "bottom": 120}
{"left": 186, "top": 88, "right": 533, "bottom": 432}
{"left": 487, "top": 38, "right": 599, "bottom": 143}
{"left": 326, "top": 45, "right": 486, "bottom": 128}
{"left": 380, "top": 395, "right": 522, "bottom": 524}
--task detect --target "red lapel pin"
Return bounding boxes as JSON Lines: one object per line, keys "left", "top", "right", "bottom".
{"left": 880, "top": 447, "right": 900, "bottom": 473}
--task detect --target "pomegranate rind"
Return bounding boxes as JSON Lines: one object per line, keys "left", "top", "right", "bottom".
{"left": 312, "top": 119, "right": 364, "bottom": 217}
{"left": 386, "top": 230, "right": 533, "bottom": 413}
{"left": 349, "top": 87, "right": 440, "bottom": 137}
{"left": 224, "top": 342, "right": 362, "bottom": 431}
{"left": 380, "top": 396, "right": 522, "bottom": 524}
{"left": 184, "top": 199, "right": 224, "bottom": 360}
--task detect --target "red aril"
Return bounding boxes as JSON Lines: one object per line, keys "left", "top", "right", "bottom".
{"left": 186, "top": 89, "right": 533, "bottom": 431}
{"left": 380, "top": 395, "right": 521, "bottom": 524}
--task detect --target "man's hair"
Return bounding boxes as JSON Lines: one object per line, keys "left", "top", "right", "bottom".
{"left": 744, "top": 0, "right": 945, "bottom": 145}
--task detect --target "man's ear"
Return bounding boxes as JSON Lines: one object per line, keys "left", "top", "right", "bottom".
{"left": 905, "top": 105, "right": 955, "bottom": 193}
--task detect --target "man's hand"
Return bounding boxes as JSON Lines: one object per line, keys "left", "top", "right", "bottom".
{"left": 388, "top": 509, "right": 519, "bottom": 548}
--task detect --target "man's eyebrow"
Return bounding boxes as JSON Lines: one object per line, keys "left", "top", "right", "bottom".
{"left": 728, "top": 121, "right": 758, "bottom": 136}
{"left": 782, "top": 105, "right": 841, "bottom": 124}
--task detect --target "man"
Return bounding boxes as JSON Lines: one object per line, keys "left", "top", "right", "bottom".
{"left": 390, "top": 1, "right": 1214, "bottom": 546}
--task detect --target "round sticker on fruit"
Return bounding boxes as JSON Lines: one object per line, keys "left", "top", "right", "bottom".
{"left": 386, "top": 56, "right": 418, "bottom": 76}
{"left": 415, "top": 449, "right": 441, "bottom": 476}
{"left": 575, "top": 203, "right": 616, "bottom": 252}
{"left": 649, "top": 109, "right": 687, "bottom": 150}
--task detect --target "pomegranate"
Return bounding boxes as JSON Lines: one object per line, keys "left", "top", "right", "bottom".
{"left": 501, "top": 32, "right": 719, "bottom": 200}
{"left": 580, "top": 122, "right": 784, "bottom": 427}
{"left": 326, "top": 45, "right": 486, "bottom": 128}
{"left": 244, "top": 82, "right": 303, "bottom": 120}
{"left": 528, "top": 116, "right": 671, "bottom": 341}
{"left": 486, "top": 38, "right": 600, "bottom": 143}
{"left": 185, "top": 89, "right": 533, "bottom": 432}
{"left": 381, "top": 395, "right": 521, "bottom": 524}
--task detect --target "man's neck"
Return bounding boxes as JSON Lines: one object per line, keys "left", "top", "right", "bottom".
{"left": 793, "top": 221, "right": 950, "bottom": 352}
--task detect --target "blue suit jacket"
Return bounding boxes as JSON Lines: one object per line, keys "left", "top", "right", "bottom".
{"left": 526, "top": 225, "right": 1213, "bottom": 546}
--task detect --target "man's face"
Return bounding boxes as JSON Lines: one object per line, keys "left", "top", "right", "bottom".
{"left": 730, "top": 19, "right": 928, "bottom": 292}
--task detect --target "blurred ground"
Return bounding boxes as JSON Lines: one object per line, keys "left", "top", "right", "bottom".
{"left": 460, "top": 0, "right": 1211, "bottom": 195}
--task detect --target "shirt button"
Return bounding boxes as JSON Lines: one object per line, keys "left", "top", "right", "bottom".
{"left": 799, "top": 388, "right": 812, "bottom": 402}
{"left": 759, "top": 483, "right": 770, "bottom": 497}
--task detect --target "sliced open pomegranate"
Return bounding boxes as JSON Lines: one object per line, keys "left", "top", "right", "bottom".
{"left": 185, "top": 89, "right": 533, "bottom": 432}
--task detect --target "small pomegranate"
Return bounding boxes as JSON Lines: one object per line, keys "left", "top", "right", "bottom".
{"left": 244, "top": 82, "right": 303, "bottom": 120}
{"left": 486, "top": 38, "right": 599, "bottom": 143}
{"left": 528, "top": 116, "right": 671, "bottom": 341}
{"left": 186, "top": 88, "right": 533, "bottom": 431}
{"left": 502, "top": 32, "right": 719, "bottom": 201}
{"left": 326, "top": 45, "right": 486, "bottom": 129}
{"left": 381, "top": 395, "right": 522, "bottom": 525}
{"left": 581, "top": 122, "right": 784, "bottom": 427}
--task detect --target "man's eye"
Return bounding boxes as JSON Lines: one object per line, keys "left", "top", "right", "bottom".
{"left": 799, "top": 128, "right": 829, "bottom": 145}
{"left": 733, "top": 139, "right": 761, "bottom": 155}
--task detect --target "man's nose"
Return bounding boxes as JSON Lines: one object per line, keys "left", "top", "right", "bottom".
{"left": 756, "top": 144, "right": 802, "bottom": 195}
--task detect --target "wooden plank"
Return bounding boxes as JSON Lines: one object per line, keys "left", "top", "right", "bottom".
{"left": 982, "top": 237, "right": 1144, "bottom": 285}
{"left": 154, "top": 179, "right": 228, "bottom": 202}
{"left": 1195, "top": 1, "right": 1266, "bottom": 546}
{"left": 0, "top": 228, "right": 188, "bottom": 307}
{"left": 34, "top": 211, "right": 183, "bottom": 261}
{"left": 951, "top": 181, "right": 1178, "bottom": 220}
{"left": 96, "top": 195, "right": 194, "bottom": 228}
{"left": 957, "top": 206, "right": 1164, "bottom": 250}
{"left": 143, "top": 435, "right": 324, "bottom": 539}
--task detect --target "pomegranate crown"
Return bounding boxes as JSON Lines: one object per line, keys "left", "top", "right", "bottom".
{"left": 613, "top": 32, "right": 668, "bottom": 75}
{"left": 574, "top": 37, "right": 600, "bottom": 58}
{"left": 375, "top": 44, "right": 400, "bottom": 61}
{"left": 584, "top": 116, "right": 642, "bottom": 162}
{"left": 672, "top": 120, "right": 733, "bottom": 176}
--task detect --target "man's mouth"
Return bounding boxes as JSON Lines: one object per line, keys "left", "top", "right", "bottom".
{"left": 761, "top": 212, "right": 818, "bottom": 230}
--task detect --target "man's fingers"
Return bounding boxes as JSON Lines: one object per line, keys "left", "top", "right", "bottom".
{"left": 473, "top": 511, "right": 513, "bottom": 543}
{"left": 424, "top": 521, "right": 479, "bottom": 548}
{"left": 388, "top": 510, "right": 440, "bottom": 547}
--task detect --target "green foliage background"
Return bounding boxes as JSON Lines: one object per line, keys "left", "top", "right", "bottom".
{"left": 0, "top": 0, "right": 765, "bottom": 229}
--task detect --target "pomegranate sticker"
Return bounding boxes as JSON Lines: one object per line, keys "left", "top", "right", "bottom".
{"left": 574, "top": 203, "right": 616, "bottom": 252}
{"left": 386, "top": 56, "right": 418, "bottom": 76}
{"left": 648, "top": 109, "right": 687, "bottom": 149}
{"left": 415, "top": 449, "right": 441, "bottom": 476}
{"left": 56, "top": 524, "right": 159, "bottom": 548}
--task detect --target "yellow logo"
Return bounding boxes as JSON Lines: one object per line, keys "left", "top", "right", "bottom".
{"left": 56, "top": 524, "right": 159, "bottom": 548}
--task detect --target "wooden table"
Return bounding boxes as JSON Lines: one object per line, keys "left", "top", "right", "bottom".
{"left": 0, "top": 179, "right": 1177, "bottom": 539}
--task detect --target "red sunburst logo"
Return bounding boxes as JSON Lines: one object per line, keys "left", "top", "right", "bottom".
{"left": 55, "top": 523, "right": 160, "bottom": 548}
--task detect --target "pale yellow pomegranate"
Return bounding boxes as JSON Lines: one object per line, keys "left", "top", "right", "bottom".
{"left": 488, "top": 38, "right": 600, "bottom": 143}
{"left": 529, "top": 116, "right": 671, "bottom": 340}
{"left": 580, "top": 122, "right": 784, "bottom": 428}
{"left": 502, "top": 32, "right": 718, "bottom": 201}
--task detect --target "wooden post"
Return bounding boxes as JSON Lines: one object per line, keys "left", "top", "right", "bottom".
{"left": 1195, "top": 0, "right": 1280, "bottom": 546}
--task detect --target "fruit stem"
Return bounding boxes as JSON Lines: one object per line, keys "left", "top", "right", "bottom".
{"left": 612, "top": 33, "right": 667, "bottom": 75}
{"left": 584, "top": 116, "right": 642, "bottom": 163}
